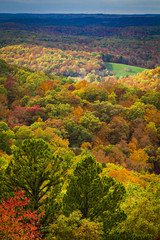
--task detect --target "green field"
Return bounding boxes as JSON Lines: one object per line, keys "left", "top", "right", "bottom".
{"left": 105, "top": 62, "right": 146, "bottom": 78}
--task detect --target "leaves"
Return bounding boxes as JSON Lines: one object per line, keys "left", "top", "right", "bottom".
{"left": 0, "top": 189, "right": 42, "bottom": 239}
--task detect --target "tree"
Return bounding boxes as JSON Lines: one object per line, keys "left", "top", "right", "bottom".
{"left": 0, "top": 189, "right": 42, "bottom": 240}
{"left": 65, "top": 119, "right": 93, "bottom": 147}
{"left": 127, "top": 102, "right": 146, "bottom": 120}
{"left": 63, "top": 155, "right": 126, "bottom": 235}
{"left": 5, "top": 139, "right": 65, "bottom": 225}
{"left": 141, "top": 92, "right": 160, "bottom": 110}
{"left": 47, "top": 103, "right": 73, "bottom": 119}
{"left": 129, "top": 149, "right": 149, "bottom": 172}
{"left": 0, "top": 121, "right": 14, "bottom": 154}
{"left": 108, "top": 116, "right": 129, "bottom": 144}
{"left": 122, "top": 183, "right": 160, "bottom": 240}
{"left": 93, "top": 101, "right": 125, "bottom": 123}
{"left": 79, "top": 111, "right": 101, "bottom": 132}
{"left": 14, "top": 125, "right": 34, "bottom": 146}
{"left": 47, "top": 210, "right": 103, "bottom": 240}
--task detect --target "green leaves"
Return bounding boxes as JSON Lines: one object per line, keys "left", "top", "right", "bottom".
{"left": 63, "top": 155, "right": 126, "bottom": 235}
{"left": 6, "top": 139, "right": 62, "bottom": 211}
{"left": 48, "top": 210, "right": 103, "bottom": 240}
{"left": 79, "top": 111, "right": 101, "bottom": 132}
{"left": 127, "top": 101, "right": 146, "bottom": 120}
{"left": 65, "top": 119, "right": 93, "bottom": 147}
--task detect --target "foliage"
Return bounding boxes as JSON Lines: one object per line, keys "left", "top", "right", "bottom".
{"left": 79, "top": 111, "right": 101, "bottom": 132}
{"left": 47, "top": 210, "right": 103, "bottom": 240}
{"left": 0, "top": 189, "right": 42, "bottom": 239}
{"left": 0, "top": 18, "right": 160, "bottom": 239}
{"left": 63, "top": 155, "right": 126, "bottom": 235}
{"left": 64, "top": 119, "right": 93, "bottom": 147}
{"left": 5, "top": 138, "right": 65, "bottom": 227}
{"left": 0, "top": 121, "right": 14, "bottom": 154}
{"left": 0, "top": 44, "right": 105, "bottom": 78}
{"left": 121, "top": 183, "right": 160, "bottom": 240}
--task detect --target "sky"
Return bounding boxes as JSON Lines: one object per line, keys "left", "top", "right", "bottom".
{"left": 0, "top": 0, "right": 160, "bottom": 14}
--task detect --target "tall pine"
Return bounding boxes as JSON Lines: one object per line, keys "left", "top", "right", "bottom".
{"left": 63, "top": 155, "right": 126, "bottom": 236}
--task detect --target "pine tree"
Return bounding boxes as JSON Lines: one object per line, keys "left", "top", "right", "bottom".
{"left": 5, "top": 138, "right": 65, "bottom": 226}
{"left": 63, "top": 155, "right": 126, "bottom": 235}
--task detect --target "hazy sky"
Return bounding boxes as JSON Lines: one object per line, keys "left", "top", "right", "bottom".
{"left": 0, "top": 0, "right": 160, "bottom": 14}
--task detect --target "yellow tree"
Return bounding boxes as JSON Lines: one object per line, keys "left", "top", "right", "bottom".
{"left": 129, "top": 149, "right": 149, "bottom": 171}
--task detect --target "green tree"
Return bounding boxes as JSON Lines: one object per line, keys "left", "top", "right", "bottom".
{"left": 47, "top": 103, "right": 73, "bottom": 119}
{"left": 47, "top": 210, "right": 103, "bottom": 240}
{"left": 65, "top": 119, "right": 93, "bottom": 147}
{"left": 63, "top": 155, "right": 126, "bottom": 236}
{"left": 79, "top": 111, "right": 101, "bottom": 132}
{"left": 141, "top": 92, "right": 160, "bottom": 110}
{"left": 0, "top": 155, "right": 9, "bottom": 199}
{"left": 5, "top": 139, "right": 66, "bottom": 226}
{"left": 122, "top": 183, "right": 160, "bottom": 240}
{"left": 0, "top": 121, "right": 15, "bottom": 154}
{"left": 93, "top": 101, "right": 125, "bottom": 123}
{"left": 14, "top": 125, "right": 34, "bottom": 146}
{"left": 127, "top": 101, "right": 146, "bottom": 120}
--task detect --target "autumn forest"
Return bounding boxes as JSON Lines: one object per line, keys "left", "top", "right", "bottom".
{"left": 0, "top": 14, "right": 160, "bottom": 239}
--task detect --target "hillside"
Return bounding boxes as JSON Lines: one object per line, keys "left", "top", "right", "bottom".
{"left": 0, "top": 21, "right": 160, "bottom": 69}
{"left": 0, "top": 58, "right": 160, "bottom": 239}
{"left": 0, "top": 58, "right": 159, "bottom": 169}
{"left": 0, "top": 44, "right": 105, "bottom": 77}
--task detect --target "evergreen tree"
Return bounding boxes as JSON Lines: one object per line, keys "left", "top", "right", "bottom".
{"left": 5, "top": 138, "right": 65, "bottom": 226}
{"left": 63, "top": 155, "right": 126, "bottom": 236}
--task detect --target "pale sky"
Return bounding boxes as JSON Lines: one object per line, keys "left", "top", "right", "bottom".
{"left": 0, "top": 0, "right": 160, "bottom": 14}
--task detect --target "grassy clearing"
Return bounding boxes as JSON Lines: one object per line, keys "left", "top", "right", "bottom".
{"left": 105, "top": 62, "right": 146, "bottom": 78}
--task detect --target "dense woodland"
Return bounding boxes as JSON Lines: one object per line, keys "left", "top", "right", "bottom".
{"left": 0, "top": 14, "right": 160, "bottom": 240}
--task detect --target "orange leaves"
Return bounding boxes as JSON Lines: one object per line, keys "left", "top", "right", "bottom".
{"left": 72, "top": 106, "right": 85, "bottom": 123}
{"left": 36, "top": 79, "right": 55, "bottom": 95}
{"left": 128, "top": 137, "right": 138, "bottom": 153}
{"left": 129, "top": 149, "right": 149, "bottom": 171}
{"left": 75, "top": 80, "right": 90, "bottom": 90}
{"left": 81, "top": 142, "right": 92, "bottom": 150}
{"left": 108, "top": 168, "right": 141, "bottom": 185}
{"left": 0, "top": 189, "right": 42, "bottom": 239}
{"left": 144, "top": 107, "right": 160, "bottom": 126}
{"left": 0, "top": 44, "right": 105, "bottom": 77}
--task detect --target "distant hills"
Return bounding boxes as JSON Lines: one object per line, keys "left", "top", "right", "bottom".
{"left": 0, "top": 13, "right": 160, "bottom": 28}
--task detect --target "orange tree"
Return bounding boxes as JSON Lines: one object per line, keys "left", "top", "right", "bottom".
{"left": 0, "top": 189, "right": 42, "bottom": 239}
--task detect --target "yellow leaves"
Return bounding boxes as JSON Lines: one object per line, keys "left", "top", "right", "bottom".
{"left": 128, "top": 137, "right": 138, "bottom": 153}
{"left": 130, "top": 149, "right": 149, "bottom": 164}
{"left": 34, "top": 127, "right": 69, "bottom": 149}
{"left": 139, "top": 173, "right": 160, "bottom": 185}
{"left": 50, "top": 134, "right": 69, "bottom": 149}
{"left": 144, "top": 108, "right": 160, "bottom": 126}
{"left": 75, "top": 80, "right": 90, "bottom": 90}
{"left": 108, "top": 169, "right": 141, "bottom": 186}
{"left": 129, "top": 149, "right": 149, "bottom": 171}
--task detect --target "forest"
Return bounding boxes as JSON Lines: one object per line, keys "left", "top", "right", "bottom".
{"left": 0, "top": 14, "right": 160, "bottom": 240}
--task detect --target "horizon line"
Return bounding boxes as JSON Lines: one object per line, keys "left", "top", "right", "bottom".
{"left": 0, "top": 12, "right": 160, "bottom": 15}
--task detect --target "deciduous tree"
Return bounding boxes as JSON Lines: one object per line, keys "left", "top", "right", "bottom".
{"left": 0, "top": 189, "right": 42, "bottom": 240}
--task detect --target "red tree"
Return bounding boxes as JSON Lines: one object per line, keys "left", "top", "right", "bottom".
{"left": 0, "top": 189, "right": 43, "bottom": 239}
